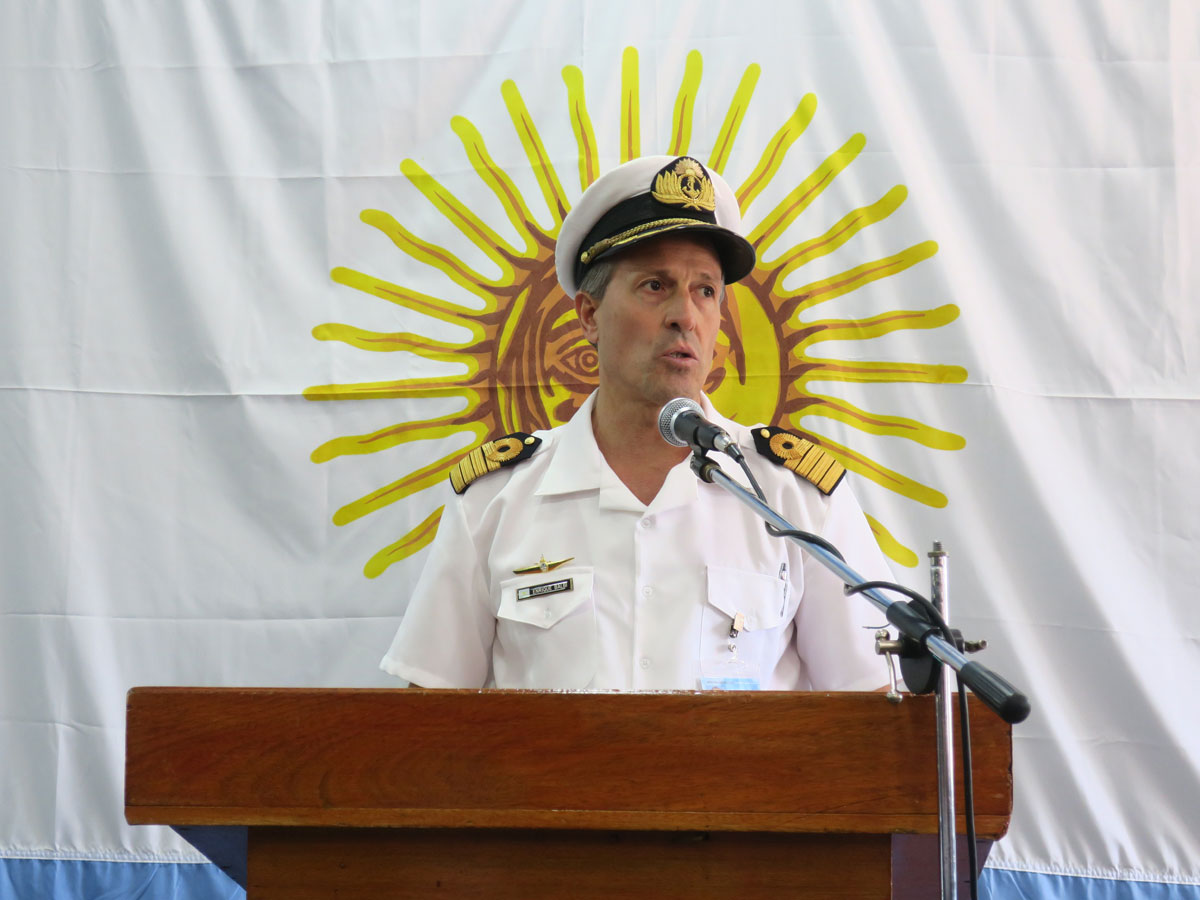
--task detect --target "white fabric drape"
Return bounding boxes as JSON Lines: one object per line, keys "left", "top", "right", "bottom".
{"left": 2, "top": 1, "right": 1197, "bottom": 891}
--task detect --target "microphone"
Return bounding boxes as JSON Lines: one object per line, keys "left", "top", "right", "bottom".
{"left": 657, "top": 398, "right": 744, "bottom": 460}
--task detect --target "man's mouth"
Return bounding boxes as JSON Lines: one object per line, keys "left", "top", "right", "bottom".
{"left": 663, "top": 347, "right": 696, "bottom": 361}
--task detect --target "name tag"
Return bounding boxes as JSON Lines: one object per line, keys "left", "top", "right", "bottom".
{"left": 701, "top": 676, "right": 761, "bottom": 691}
{"left": 516, "top": 578, "right": 573, "bottom": 601}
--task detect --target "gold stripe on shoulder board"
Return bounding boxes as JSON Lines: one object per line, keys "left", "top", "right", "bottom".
{"left": 752, "top": 426, "right": 846, "bottom": 496}
{"left": 449, "top": 433, "right": 541, "bottom": 494}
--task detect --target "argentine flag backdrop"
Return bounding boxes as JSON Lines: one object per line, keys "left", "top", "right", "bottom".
{"left": 2, "top": 1, "right": 1198, "bottom": 897}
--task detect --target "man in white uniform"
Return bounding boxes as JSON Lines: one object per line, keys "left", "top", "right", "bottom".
{"left": 382, "top": 155, "right": 893, "bottom": 691}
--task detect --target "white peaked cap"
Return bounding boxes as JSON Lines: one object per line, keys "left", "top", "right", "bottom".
{"left": 555, "top": 155, "right": 756, "bottom": 297}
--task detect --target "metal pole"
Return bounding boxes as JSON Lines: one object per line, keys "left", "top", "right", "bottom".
{"left": 930, "top": 540, "right": 956, "bottom": 900}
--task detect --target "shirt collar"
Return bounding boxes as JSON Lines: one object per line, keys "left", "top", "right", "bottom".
{"left": 535, "top": 390, "right": 605, "bottom": 498}
{"left": 535, "top": 392, "right": 744, "bottom": 512}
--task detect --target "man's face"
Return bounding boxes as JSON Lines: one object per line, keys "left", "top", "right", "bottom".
{"left": 575, "top": 234, "right": 725, "bottom": 411}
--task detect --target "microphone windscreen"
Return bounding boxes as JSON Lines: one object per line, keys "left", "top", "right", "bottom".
{"left": 657, "top": 397, "right": 701, "bottom": 447}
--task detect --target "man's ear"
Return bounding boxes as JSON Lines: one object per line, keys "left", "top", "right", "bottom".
{"left": 575, "top": 291, "right": 600, "bottom": 345}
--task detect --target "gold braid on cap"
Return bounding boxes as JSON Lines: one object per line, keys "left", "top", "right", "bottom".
{"left": 752, "top": 426, "right": 846, "bottom": 496}
{"left": 579, "top": 218, "right": 699, "bottom": 266}
{"left": 449, "top": 433, "right": 542, "bottom": 494}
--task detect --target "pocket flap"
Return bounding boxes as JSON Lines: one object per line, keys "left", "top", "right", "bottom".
{"left": 497, "top": 568, "right": 594, "bottom": 629}
{"left": 705, "top": 565, "right": 789, "bottom": 631}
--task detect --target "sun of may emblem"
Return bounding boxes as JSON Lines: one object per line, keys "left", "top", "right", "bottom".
{"left": 305, "top": 48, "right": 966, "bottom": 579}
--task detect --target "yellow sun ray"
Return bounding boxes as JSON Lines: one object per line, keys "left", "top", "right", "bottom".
{"left": 451, "top": 117, "right": 541, "bottom": 250}
{"left": 793, "top": 396, "right": 965, "bottom": 449}
{"left": 304, "top": 377, "right": 483, "bottom": 402}
{"left": 866, "top": 515, "right": 920, "bottom": 568}
{"left": 736, "top": 94, "right": 818, "bottom": 209}
{"left": 398, "top": 159, "right": 518, "bottom": 268}
{"left": 815, "top": 436, "right": 949, "bottom": 508}
{"left": 620, "top": 47, "right": 639, "bottom": 162}
{"left": 668, "top": 51, "right": 703, "bottom": 155}
{"left": 774, "top": 186, "right": 910, "bottom": 281}
{"left": 777, "top": 242, "right": 940, "bottom": 314}
{"left": 330, "top": 267, "right": 492, "bottom": 319}
{"left": 561, "top": 66, "right": 599, "bottom": 189}
{"left": 360, "top": 209, "right": 499, "bottom": 297}
{"left": 708, "top": 63, "right": 760, "bottom": 175}
{"left": 333, "top": 441, "right": 486, "bottom": 526}
{"left": 364, "top": 506, "right": 446, "bottom": 578}
{"left": 312, "top": 414, "right": 481, "bottom": 463}
{"left": 312, "top": 324, "right": 486, "bottom": 360}
{"left": 749, "top": 133, "right": 866, "bottom": 253}
{"left": 790, "top": 360, "right": 967, "bottom": 387}
{"left": 501, "top": 80, "right": 569, "bottom": 226}
{"left": 801, "top": 306, "right": 961, "bottom": 343}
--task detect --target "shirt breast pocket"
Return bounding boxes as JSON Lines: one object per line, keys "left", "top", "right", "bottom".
{"left": 494, "top": 568, "right": 596, "bottom": 689}
{"left": 700, "top": 565, "right": 791, "bottom": 689}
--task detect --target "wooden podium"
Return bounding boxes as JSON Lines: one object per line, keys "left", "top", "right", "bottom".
{"left": 125, "top": 688, "right": 1011, "bottom": 899}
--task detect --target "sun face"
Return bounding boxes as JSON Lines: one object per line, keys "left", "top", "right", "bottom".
{"left": 304, "top": 47, "right": 966, "bottom": 578}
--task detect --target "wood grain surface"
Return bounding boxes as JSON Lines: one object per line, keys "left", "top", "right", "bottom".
{"left": 246, "top": 827, "right": 892, "bottom": 900}
{"left": 125, "top": 688, "right": 1011, "bottom": 837}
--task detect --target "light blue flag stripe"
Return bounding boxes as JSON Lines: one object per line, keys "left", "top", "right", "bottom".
{"left": 4, "top": 858, "right": 1199, "bottom": 899}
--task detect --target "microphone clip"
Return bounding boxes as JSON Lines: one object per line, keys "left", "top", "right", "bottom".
{"left": 689, "top": 449, "right": 722, "bottom": 484}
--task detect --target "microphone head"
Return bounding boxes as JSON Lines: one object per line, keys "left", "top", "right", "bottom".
{"left": 657, "top": 397, "right": 702, "bottom": 447}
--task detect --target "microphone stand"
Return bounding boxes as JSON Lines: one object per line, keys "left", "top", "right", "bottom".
{"left": 929, "top": 540, "right": 957, "bottom": 899}
{"left": 689, "top": 451, "right": 1029, "bottom": 899}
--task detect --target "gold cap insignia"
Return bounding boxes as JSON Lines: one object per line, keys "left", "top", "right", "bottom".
{"left": 449, "top": 432, "right": 542, "bottom": 494}
{"left": 652, "top": 157, "right": 716, "bottom": 212}
{"left": 752, "top": 426, "right": 846, "bottom": 496}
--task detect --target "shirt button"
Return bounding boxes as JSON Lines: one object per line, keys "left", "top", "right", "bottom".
{"left": 639, "top": 657, "right": 651, "bottom": 669}
{"left": 641, "top": 585, "right": 654, "bottom": 599}
{"left": 639, "top": 517, "right": 653, "bottom": 529}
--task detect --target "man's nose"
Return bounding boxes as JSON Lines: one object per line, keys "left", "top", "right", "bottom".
{"left": 664, "top": 288, "right": 700, "bottom": 332}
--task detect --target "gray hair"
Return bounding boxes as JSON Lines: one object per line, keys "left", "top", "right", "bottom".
{"left": 577, "top": 258, "right": 616, "bottom": 301}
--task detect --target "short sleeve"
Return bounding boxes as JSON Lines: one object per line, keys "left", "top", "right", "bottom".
{"left": 379, "top": 489, "right": 496, "bottom": 688}
{"left": 793, "top": 480, "right": 894, "bottom": 691}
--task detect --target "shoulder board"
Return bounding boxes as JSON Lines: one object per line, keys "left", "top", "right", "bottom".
{"left": 449, "top": 432, "right": 542, "bottom": 494}
{"left": 752, "top": 426, "right": 845, "bottom": 496}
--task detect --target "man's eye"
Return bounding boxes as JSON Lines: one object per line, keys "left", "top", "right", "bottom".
{"left": 645, "top": 279, "right": 663, "bottom": 291}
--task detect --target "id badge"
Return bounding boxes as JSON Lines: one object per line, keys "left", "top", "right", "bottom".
{"left": 699, "top": 611, "right": 760, "bottom": 691}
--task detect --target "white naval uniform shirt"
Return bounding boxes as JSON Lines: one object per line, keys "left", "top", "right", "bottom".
{"left": 381, "top": 392, "right": 893, "bottom": 692}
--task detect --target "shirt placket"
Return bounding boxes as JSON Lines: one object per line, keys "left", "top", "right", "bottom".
{"left": 631, "top": 510, "right": 656, "bottom": 688}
